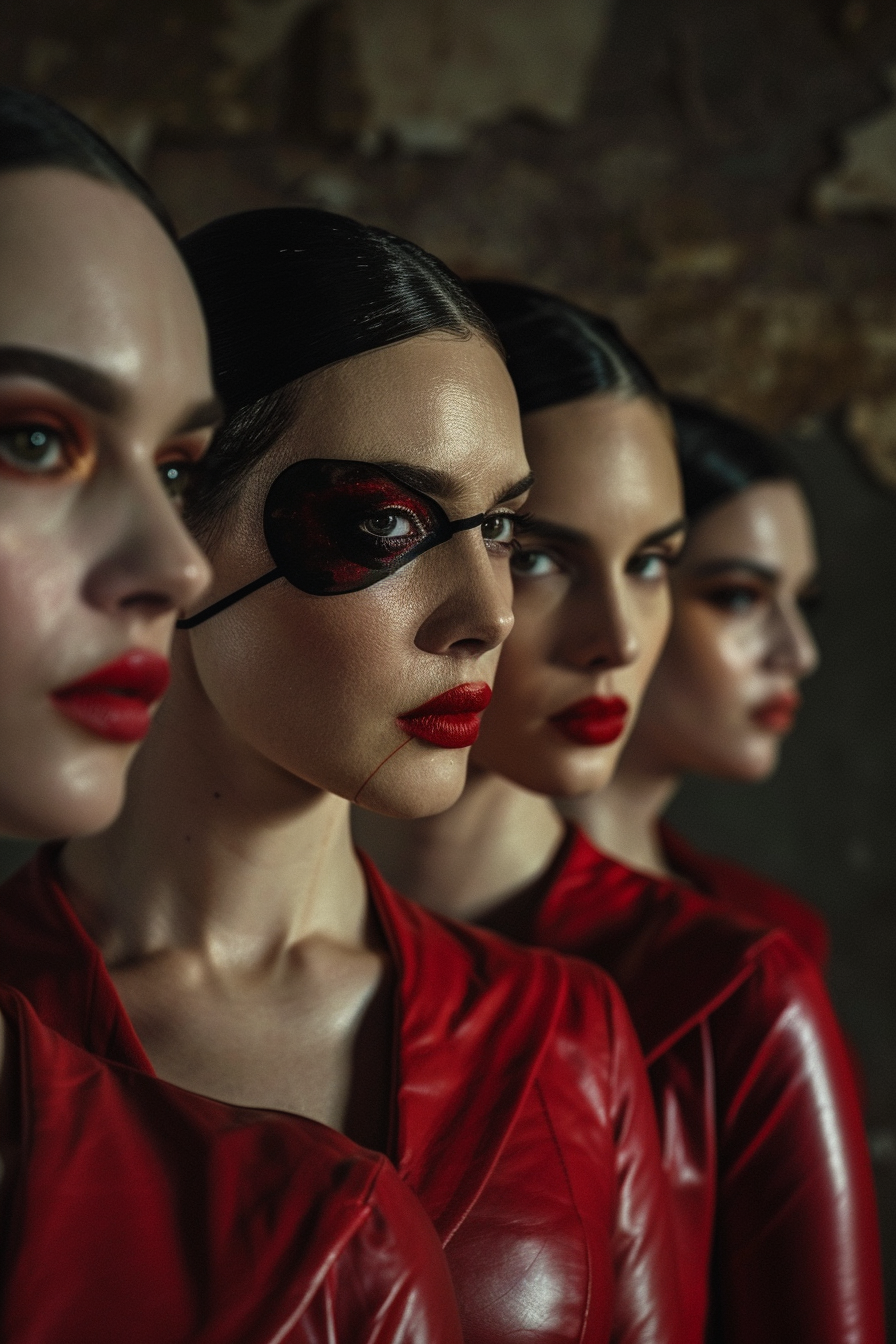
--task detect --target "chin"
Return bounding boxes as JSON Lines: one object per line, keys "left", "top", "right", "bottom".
{"left": 0, "top": 766, "right": 126, "bottom": 841}
{"left": 704, "top": 738, "right": 781, "bottom": 784}
{"left": 353, "top": 744, "right": 472, "bottom": 818}
{"left": 480, "top": 732, "right": 619, "bottom": 801}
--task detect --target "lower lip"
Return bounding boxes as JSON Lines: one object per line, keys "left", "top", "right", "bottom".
{"left": 51, "top": 650, "right": 170, "bottom": 745}
{"left": 51, "top": 692, "right": 155, "bottom": 743}
{"left": 752, "top": 697, "right": 800, "bottom": 734}
{"left": 549, "top": 698, "right": 629, "bottom": 747}
{"left": 398, "top": 683, "right": 492, "bottom": 749}
{"left": 399, "top": 714, "right": 484, "bottom": 748}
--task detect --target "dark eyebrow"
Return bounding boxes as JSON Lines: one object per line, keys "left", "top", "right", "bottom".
{"left": 0, "top": 346, "right": 128, "bottom": 415}
{"left": 690, "top": 558, "right": 779, "bottom": 583}
{"left": 517, "top": 515, "right": 687, "bottom": 549}
{"left": 515, "top": 516, "right": 590, "bottom": 546}
{"left": 378, "top": 461, "right": 456, "bottom": 498}
{"left": 378, "top": 461, "right": 534, "bottom": 512}
{"left": 173, "top": 397, "right": 224, "bottom": 435}
{"left": 0, "top": 345, "right": 223, "bottom": 437}
{"left": 493, "top": 472, "right": 534, "bottom": 507}
{"left": 641, "top": 518, "right": 688, "bottom": 547}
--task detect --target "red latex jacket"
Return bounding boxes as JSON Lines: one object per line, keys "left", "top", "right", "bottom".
{"left": 659, "top": 822, "right": 830, "bottom": 968}
{"left": 0, "top": 849, "right": 684, "bottom": 1344}
{"left": 0, "top": 983, "right": 462, "bottom": 1344}
{"left": 478, "top": 826, "right": 885, "bottom": 1344}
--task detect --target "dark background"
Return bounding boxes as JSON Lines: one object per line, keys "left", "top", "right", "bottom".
{"left": 0, "top": 0, "right": 894, "bottom": 1328}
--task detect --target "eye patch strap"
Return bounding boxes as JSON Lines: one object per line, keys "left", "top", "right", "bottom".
{"left": 176, "top": 512, "right": 488, "bottom": 630}
{"left": 448, "top": 513, "right": 485, "bottom": 534}
{"left": 176, "top": 567, "right": 282, "bottom": 629}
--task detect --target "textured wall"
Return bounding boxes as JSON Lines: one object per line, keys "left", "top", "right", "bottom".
{"left": 1, "top": 0, "right": 895, "bottom": 1328}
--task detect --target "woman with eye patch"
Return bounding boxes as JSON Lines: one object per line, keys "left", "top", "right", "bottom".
{"left": 0, "top": 90, "right": 464, "bottom": 1344}
{"left": 356, "top": 281, "right": 885, "bottom": 1344}
{"left": 0, "top": 208, "right": 684, "bottom": 1344}
{"left": 582, "top": 396, "right": 829, "bottom": 966}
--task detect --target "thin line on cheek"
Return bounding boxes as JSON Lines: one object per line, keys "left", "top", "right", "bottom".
{"left": 352, "top": 735, "right": 414, "bottom": 805}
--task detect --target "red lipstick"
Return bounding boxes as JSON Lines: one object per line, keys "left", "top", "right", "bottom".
{"left": 550, "top": 696, "right": 629, "bottom": 747}
{"left": 752, "top": 691, "right": 800, "bottom": 734}
{"left": 398, "top": 682, "right": 492, "bottom": 749}
{"left": 52, "top": 650, "right": 171, "bottom": 743}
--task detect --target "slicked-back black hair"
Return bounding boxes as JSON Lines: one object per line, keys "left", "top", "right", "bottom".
{"left": 0, "top": 86, "right": 174, "bottom": 236}
{"left": 466, "top": 279, "right": 663, "bottom": 415}
{"left": 669, "top": 396, "right": 794, "bottom": 523}
{"left": 180, "top": 207, "right": 502, "bottom": 536}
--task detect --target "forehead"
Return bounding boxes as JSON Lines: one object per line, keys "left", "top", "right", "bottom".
{"left": 0, "top": 167, "right": 211, "bottom": 404}
{"left": 521, "top": 394, "right": 682, "bottom": 536}
{"left": 269, "top": 332, "right": 526, "bottom": 503}
{"left": 684, "top": 481, "right": 817, "bottom": 571}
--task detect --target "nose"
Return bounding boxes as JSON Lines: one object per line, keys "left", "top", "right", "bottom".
{"left": 559, "top": 570, "right": 640, "bottom": 672}
{"left": 414, "top": 529, "right": 515, "bottom": 658}
{"left": 81, "top": 461, "right": 213, "bottom": 621}
{"left": 767, "top": 600, "right": 820, "bottom": 680}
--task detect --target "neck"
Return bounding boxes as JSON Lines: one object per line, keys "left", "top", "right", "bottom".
{"left": 353, "top": 765, "right": 565, "bottom": 921}
{"left": 62, "top": 655, "right": 368, "bottom": 970}
{"left": 558, "top": 743, "right": 680, "bottom": 878}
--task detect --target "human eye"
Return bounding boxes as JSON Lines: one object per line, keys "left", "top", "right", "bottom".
{"left": 360, "top": 510, "right": 416, "bottom": 540}
{"left": 0, "top": 419, "right": 72, "bottom": 476}
{"left": 352, "top": 506, "right": 425, "bottom": 559}
{"left": 703, "top": 583, "right": 764, "bottom": 614}
{"left": 627, "top": 551, "right": 672, "bottom": 582}
{"left": 481, "top": 511, "right": 517, "bottom": 554}
{"left": 510, "top": 547, "right": 561, "bottom": 579}
{"left": 158, "top": 459, "right": 199, "bottom": 505}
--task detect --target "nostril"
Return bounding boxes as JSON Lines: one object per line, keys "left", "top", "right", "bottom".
{"left": 449, "top": 637, "right": 489, "bottom": 655}
{"left": 120, "top": 591, "right": 175, "bottom": 613}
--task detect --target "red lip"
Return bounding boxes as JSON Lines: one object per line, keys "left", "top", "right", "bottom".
{"left": 549, "top": 696, "right": 630, "bottom": 747}
{"left": 51, "top": 650, "right": 171, "bottom": 744}
{"left": 397, "top": 682, "right": 492, "bottom": 749}
{"left": 752, "top": 691, "right": 801, "bottom": 734}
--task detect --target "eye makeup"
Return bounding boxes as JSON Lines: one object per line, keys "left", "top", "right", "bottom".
{"left": 178, "top": 458, "right": 512, "bottom": 628}
{"left": 0, "top": 397, "right": 95, "bottom": 482}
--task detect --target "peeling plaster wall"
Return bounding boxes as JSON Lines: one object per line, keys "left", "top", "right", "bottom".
{"left": 1, "top": 0, "right": 895, "bottom": 1327}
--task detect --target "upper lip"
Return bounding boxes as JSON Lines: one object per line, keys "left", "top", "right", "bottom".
{"left": 53, "top": 650, "right": 171, "bottom": 704}
{"left": 399, "top": 683, "right": 492, "bottom": 719}
{"left": 550, "top": 695, "right": 629, "bottom": 724}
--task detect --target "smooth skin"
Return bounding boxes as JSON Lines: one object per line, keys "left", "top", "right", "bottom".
{"left": 566, "top": 478, "right": 820, "bottom": 874}
{"left": 0, "top": 166, "right": 219, "bottom": 1186}
{"left": 0, "top": 169, "right": 217, "bottom": 843}
{"left": 354, "top": 391, "right": 686, "bottom": 918}
{"left": 62, "top": 332, "right": 529, "bottom": 1146}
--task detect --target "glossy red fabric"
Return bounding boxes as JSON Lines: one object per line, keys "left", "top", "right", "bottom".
{"left": 659, "top": 822, "right": 830, "bottom": 968}
{"left": 0, "top": 983, "right": 462, "bottom": 1344}
{"left": 0, "top": 849, "right": 685, "bottom": 1344}
{"left": 478, "top": 826, "right": 885, "bottom": 1344}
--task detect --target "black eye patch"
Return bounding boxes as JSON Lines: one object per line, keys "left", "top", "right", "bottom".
{"left": 177, "top": 458, "right": 486, "bottom": 628}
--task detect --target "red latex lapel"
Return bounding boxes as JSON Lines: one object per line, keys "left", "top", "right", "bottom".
{"left": 0, "top": 849, "right": 153, "bottom": 1071}
{"left": 362, "top": 856, "right": 568, "bottom": 1244}
{"left": 530, "top": 828, "right": 780, "bottom": 1065}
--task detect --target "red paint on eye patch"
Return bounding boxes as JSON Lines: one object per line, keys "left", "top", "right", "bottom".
{"left": 267, "top": 470, "right": 439, "bottom": 592}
